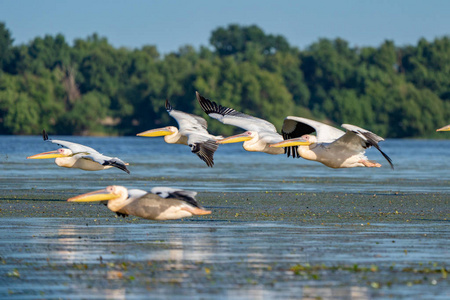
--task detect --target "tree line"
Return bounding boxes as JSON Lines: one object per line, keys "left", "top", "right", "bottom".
{"left": 0, "top": 23, "right": 448, "bottom": 138}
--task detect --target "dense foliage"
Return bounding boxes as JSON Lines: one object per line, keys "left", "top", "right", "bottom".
{"left": 0, "top": 23, "right": 448, "bottom": 138}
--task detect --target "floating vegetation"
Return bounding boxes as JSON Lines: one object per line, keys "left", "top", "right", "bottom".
{"left": 288, "top": 263, "right": 448, "bottom": 288}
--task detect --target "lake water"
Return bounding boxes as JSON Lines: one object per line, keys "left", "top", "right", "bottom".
{"left": 0, "top": 135, "right": 448, "bottom": 194}
{"left": 0, "top": 135, "right": 449, "bottom": 299}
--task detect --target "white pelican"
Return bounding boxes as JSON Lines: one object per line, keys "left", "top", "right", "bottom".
{"left": 68, "top": 185, "right": 211, "bottom": 220}
{"left": 270, "top": 116, "right": 394, "bottom": 169}
{"left": 27, "top": 130, "right": 130, "bottom": 173}
{"left": 137, "top": 99, "right": 221, "bottom": 167}
{"left": 196, "top": 92, "right": 284, "bottom": 154}
{"left": 437, "top": 125, "right": 450, "bottom": 131}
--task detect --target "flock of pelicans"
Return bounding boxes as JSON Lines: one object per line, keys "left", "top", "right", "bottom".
{"left": 26, "top": 92, "right": 450, "bottom": 221}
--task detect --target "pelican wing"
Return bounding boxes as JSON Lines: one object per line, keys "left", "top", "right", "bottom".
{"left": 282, "top": 116, "right": 345, "bottom": 143}
{"left": 112, "top": 189, "right": 148, "bottom": 218}
{"left": 281, "top": 116, "right": 345, "bottom": 158}
{"left": 128, "top": 189, "right": 149, "bottom": 198}
{"left": 166, "top": 99, "right": 209, "bottom": 133}
{"left": 82, "top": 153, "right": 130, "bottom": 174}
{"left": 196, "top": 92, "right": 277, "bottom": 133}
{"left": 259, "top": 131, "right": 284, "bottom": 144}
{"left": 187, "top": 134, "right": 218, "bottom": 167}
{"left": 337, "top": 124, "right": 394, "bottom": 169}
{"left": 43, "top": 130, "right": 130, "bottom": 173}
{"left": 150, "top": 187, "right": 200, "bottom": 207}
{"left": 43, "top": 130, "right": 100, "bottom": 155}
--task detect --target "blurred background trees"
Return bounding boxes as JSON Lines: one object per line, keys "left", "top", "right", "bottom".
{"left": 0, "top": 22, "right": 448, "bottom": 137}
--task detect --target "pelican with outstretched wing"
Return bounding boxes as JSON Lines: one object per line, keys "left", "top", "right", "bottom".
{"left": 27, "top": 130, "right": 130, "bottom": 173}
{"left": 437, "top": 125, "right": 450, "bottom": 132}
{"left": 196, "top": 92, "right": 284, "bottom": 154}
{"left": 137, "top": 99, "right": 221, "bottom": 167}
{"left": 68, "top": 185, "right": 211, "bottom": 220}
{"left": 270, "top": 116, "right": 394, "bottom": 169}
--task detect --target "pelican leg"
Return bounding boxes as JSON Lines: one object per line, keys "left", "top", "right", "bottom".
{"left": 359, "top": 160, "right": 381, "bottom": 168}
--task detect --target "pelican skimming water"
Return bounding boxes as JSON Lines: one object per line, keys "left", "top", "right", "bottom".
{"left": 196, "top": 92, "right": 284, "bottom": 154}
{"left": 68, "top": 185, "right": 211, "bottom": 220}
{"left": 137, "top": 99, "right": 221, "bottom": 167}
{"left": 27, "top": 130, "right": 130, "bottom": 173}
{"left": 270, "top": 116, "right": 394, "bottom": 169}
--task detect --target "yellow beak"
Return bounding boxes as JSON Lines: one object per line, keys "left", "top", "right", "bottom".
{"left": 136, "top": 128, "right": 173, "bottom": 137}
{"left": 269, "top": 138, "right": 311, "bottom": 148}
{"left": 437, "top": 125, "right": 450, "bottom": 132}
{"left": 217, "top": 133, "right": 252, "bottom": 144}
{"left": 27, "top": 150, "right": 67, "bottom": 159}
{"left": 67, "top": 189, "right": 118, "bottom": 202}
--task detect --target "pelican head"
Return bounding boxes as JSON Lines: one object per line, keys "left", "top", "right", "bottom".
{"left": 68, "top": 185, "right": 128, "bottom": 203}
{"left": 216, "top": 131, "right": 255, "bottom": 144}
{"left": 437, "top": 125, "right": 450, "bottom": 132}
{"left": 136, "top": 126, "right": 177, "bottom": 137}
{"left": 269, "top": 135, "right": 314, "bottom": 148}
{"left": 27, "top": 148, "right": 72, "bottom": 159}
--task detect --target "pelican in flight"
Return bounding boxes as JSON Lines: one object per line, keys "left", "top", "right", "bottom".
{"left": 437, "top": 125, "right": 450, "bottom": 131}
{"left": 27, "top": 130, "right": 130, "bottom": 173}
{"left": 270, "top": 116, "right": 394, "bottom": 169}
{"left": 137, "top": 99, "right": 221, "bottom": 167}
{"left": 196, "top": 92, "right": 284, "bottom": 154}
{"left": 68, "top": 185, "right": 211, "bottom": 220}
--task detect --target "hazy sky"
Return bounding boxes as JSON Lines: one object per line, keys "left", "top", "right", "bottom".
{"left": 1, "top": 0, "right": 449, "bottom": 54}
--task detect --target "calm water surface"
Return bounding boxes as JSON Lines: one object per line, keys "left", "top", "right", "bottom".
{"left": 0, "top": 135, "right": 449, "bottom": 299}
{"left": 0, "top": 135, "right": 448, "bottom": 193}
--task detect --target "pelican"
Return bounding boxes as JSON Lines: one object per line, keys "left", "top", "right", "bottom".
{"left": 270, "top": 116, "right": 394, "bottom": 169}
{"left": 196, "top": 92, "right": 284, "bottom": 154}
{"left": 137, "top": 99, "right": 221, "bottom": 167}
{"left": 437, "top": 125, "right": 450, "bottom": 131}
{"left": 27, "top": 130, "right": 130, "bottom": 173}
{"left": 68, "top": 185, "right": 211, "bottom": 220}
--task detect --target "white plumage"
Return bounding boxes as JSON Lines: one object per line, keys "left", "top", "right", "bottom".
{"left": 270, "top": 116, "right": 394, "bottom": 169}
{"left": 196, "top": 92, "right": 284, "bottom": 154}
{"left": 68, "top": 185, "right": 211, "bottom": 220}
{"left": 137, "top": 99, "right": 221, "bottom": 167}
{"left": 27, "top": 130, "right": 130, "bottom": 173}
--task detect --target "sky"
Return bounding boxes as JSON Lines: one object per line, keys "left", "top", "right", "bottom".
{"left": 1, "top": 0, "right": 449, "bottom": 54}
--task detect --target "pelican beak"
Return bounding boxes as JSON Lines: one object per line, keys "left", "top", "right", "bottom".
{"left": 136, "top": 128, "right": 173, "bottom": 137}
{"left": 217, "top": 133, "right": 252, "bottom": 144}
{"left": 27, "top": 150, "right": 67, "bottom": 159}
{"left": 437, "top": 125, "right": 450, "bottom": 132}
{"left": 67, "top": 189, "right": 118, "bottom": 203}
{"left": 269, "top": 138, "right": 311, "bottom": 148}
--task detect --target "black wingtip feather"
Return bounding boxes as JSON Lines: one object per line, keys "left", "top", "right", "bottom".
{"left": 161, "top": 190, "right": 203, "bottom": 208}
{"left": 196, "top": 92, "right": 236, "bottom": 116}
{"left": 378, "top": 148, "right": 394, "bottom": 170}
{"left": 360, "top": 131, "right": 394, "bottom": 170}
{"left": 115, "top": 212, "right": 129, "bottom": 218}
{"left": 190, "top": 140, "right": 218, "bottom": 167}
{"left": 165, "top": 99, "right": 172, "bottom": 112}
{"left": 42, "top": 130, "right": 49, "bottom": 141}
{"left": 281, "top": 131, "right": 300, "bottom": 159}
{"left": 196, "top": 92, "right": 215, "bottom": 114}
{"left": 102, "top": 160, "right": 131, "bottom": 174}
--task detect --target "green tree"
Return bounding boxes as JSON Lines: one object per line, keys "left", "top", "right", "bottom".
{"left": 0, "top": 22, "right": 13, "bottom": 71}
{"left": 210, "top": 24, "right": 289, "bottom": 56}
